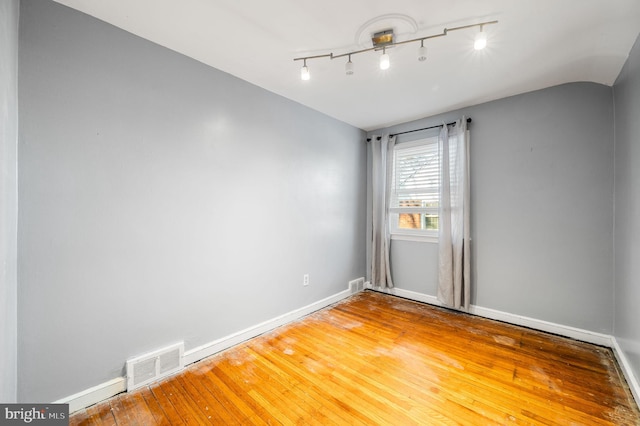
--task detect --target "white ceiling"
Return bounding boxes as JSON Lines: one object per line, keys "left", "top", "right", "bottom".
{"left": 53, "top": 0, "right": 640, "bottom": 131}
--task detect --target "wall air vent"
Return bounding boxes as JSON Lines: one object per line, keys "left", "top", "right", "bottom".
{"left": 126, "top": 342, "right": 184, "bottom": 391}
{"left": 349, "top": 277, "right": 366, "bottom": 294}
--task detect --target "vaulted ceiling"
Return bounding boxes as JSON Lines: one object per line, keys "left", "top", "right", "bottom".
{"left": 53, "top": 0, "right": 640, "bottom": 131}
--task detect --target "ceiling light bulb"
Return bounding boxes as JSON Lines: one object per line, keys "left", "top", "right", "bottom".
{"left": 418, "top": 43, "right": 427, "bottom": 62}
{"left": 474, "top": 29, "right": 487, "bottom": 50}
{"left": 345, "top": 55, "right": 354, "bottom": 75}
{"left": 301, "top": 64, "right": 310, "bottom": 81}
{"left": 380, "top": 49, "right": 390, "bottom": 70}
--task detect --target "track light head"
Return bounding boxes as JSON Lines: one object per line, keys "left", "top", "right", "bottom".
{"left": 345, "top": 55, "right": 354, "bottom": 75}
{"left": 301, "top": 59, "right": 310, "bottom": 80}
{"left": 380, "top": 48, "right": 390, "bottom": 70}
{"left": 418, "top": 40, "right": 427, "bottom": 62}
{"left": 301, "top": 65, "right": 310, "bottom": 80}
{"left": 474, "top": 27, "right": 487, "bottom": 50}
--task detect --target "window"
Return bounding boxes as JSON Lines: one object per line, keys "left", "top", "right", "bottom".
{"left": 389, "top": 136, "right": 440, "bottom": 242}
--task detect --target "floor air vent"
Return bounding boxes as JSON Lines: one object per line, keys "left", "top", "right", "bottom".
{"left": 126, "top": 342, "right": 184, "bottom": 391}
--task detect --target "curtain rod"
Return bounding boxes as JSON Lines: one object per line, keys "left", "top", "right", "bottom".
{"left": 366, "top": 117, "right": 472, "bottom": 142}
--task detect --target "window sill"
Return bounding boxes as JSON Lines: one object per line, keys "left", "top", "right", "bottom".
{"left": 390, "top": 233, "right": 438, "bottom": 244}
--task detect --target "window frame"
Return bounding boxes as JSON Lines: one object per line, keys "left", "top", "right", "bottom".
{"left": 389, "top": 136, "right": 440, "bottom": 243}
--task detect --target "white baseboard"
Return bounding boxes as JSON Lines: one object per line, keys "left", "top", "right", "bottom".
{"left": 369, "top": 286, "right": 639, "bottom": 405}
{"left": 182, "top": 289, "right": 351, "bottom": 365}
{"left": 610, "top": 337, "right": 640, "bottom": 404}
{"left": 56, "top": 286, "right": 640, "bottom": 412}
{"left": 54, "top": 377, "right": 126, "bottom": 414}
{"left": 372, "top": 286, "right": 442, "bottom": 306}
{"left": 372, "top": 287, "right": 612, "bottom": 346}
{"left": 469, "top": 304, "right": 613, "bottom": 347}
{"left": 57, "top": 289, "right": 352, "bottom": 413}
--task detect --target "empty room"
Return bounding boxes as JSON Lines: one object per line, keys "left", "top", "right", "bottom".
{"left": 2, "top": 0, "right": 640, "bottom": 424}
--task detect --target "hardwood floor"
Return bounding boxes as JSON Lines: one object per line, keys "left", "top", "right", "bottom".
{"left": 70, "top": 291, "right": 640, "bottom": 425}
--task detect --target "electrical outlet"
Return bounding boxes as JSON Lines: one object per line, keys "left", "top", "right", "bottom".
{"left": 303, "top": 274, "right": 309, "bottom": 286}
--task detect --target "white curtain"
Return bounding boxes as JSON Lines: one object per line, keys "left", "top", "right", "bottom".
{"left": 371, "top": 134, "right": 395, "bottom": 289}
{"left": 437, "top": 119, "right": 471, "bottom": 310}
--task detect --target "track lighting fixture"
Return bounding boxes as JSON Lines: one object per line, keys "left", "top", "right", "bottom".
{"left": 300, "top": 59, "right": 310, "bottom": 81}
{"left": 345, "top": 55, "right": 354, "bottom": 75}
{"left": 418, "top": 40, "right": 427, "bottom": 62}
{"left": 379, "top": 47, "right": 390, "bottom": 70}
{"left": 474, "top": 25, "right": 488, "bottom": 50}
{"left": 294, "top": 20, "right": 497, "bottom": 80}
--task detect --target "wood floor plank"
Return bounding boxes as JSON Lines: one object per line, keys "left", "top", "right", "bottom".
{"left": 68, "top": 409, "right": 92, "bottom": 426}
{"left": 69, "top": 291, "right": 640, "bottom": 425}
{"left": 86, "top": 401, "right": 116, "bottom": 426}
{"left": 199, "top": 359, "right": 273, "bottom": 425}
{"left": 230, "top": 347, "right": 328, "bottom": 425}
{"left": 287, "top": 312, "right": 516, "bottom": 425}
{"left": 243, "top": 345, "right": 368, "bottom": 426}
{"left": 138, "top": 386, "right": 171, "bottom": 425}
{"left": 147, "top": 382, "right": 186, "bottom": 425}
{"left": 244, "top": 343, "right": 373, "bottom": 426}
{"left": 282, "top": 325, "right": 448, "bottom": 418}
{"left": 186, "top": 362, "right": 254, "bottom": 424}
{"left": 256, "top": 331, "right": 398, "bottom": 425}
{"left": 332, "top": 296, "right": 637, "bottom": 424}
{"left": 132, "top": 389, "right": 167, "bottom": 425}
{"left": 107, "top": 395, "right": 133, "bottom": 425}
{"left": 155, "top": 379, "right": 211, "bottom": 424}
{"left": 214, "top": 347, "right": 307, "bottom": 425}
{"left": 172, "top": 372, "right": 229, "bottom": 424}
{"left": 117, "top": 393, "right": 156, "bottom": 425}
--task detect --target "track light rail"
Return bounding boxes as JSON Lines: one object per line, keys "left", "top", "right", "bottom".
{"left": 293, "top": 20, "right": 497, "bottom": 64}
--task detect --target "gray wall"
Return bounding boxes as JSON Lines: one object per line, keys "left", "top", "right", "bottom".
{"left": 0, "top": 0, "right": 20, "bottom": 404}
{"left": 18, "top": 0, "right": 366, "bottom": 402}
{"left": 369, "top": 82, "right": 615, "bottom": 334}
{"left": 613, "top": 34, "right": 640, "bottom": 386}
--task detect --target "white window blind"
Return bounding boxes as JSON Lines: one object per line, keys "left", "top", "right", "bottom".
{"left": 389, "top": 136, "right": 440, "bottom": 241}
